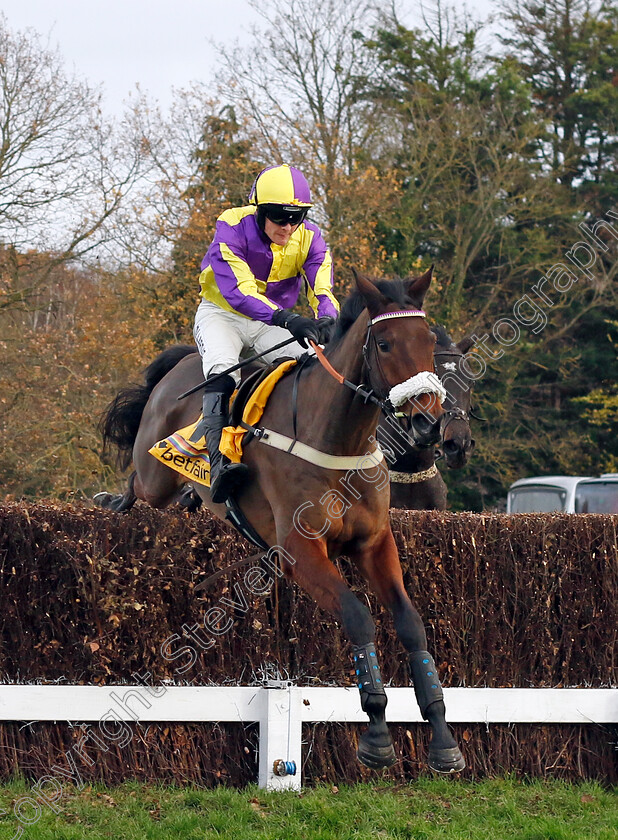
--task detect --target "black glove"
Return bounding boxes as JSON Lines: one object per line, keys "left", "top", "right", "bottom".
{"left": 315, "top": 316, "right": 336, "bottom": 344}
{"left": 272, "top": 309, "right": 321, "bottom": 349}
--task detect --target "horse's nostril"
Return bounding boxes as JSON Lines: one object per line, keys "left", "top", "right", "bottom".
{"left": 411, "top": 414, "right": 433, "bottom": 434}
{"left": 443, "top": 440, "right": 460, "bottom": 454}
{"left": 411, "top": 413, "right": 441, "bottom": 445}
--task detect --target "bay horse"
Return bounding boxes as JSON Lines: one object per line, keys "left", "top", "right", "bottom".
{"left": 379, "top": 327, "right": 476, "bottom": 510}
{"left": 96, "top": 269, "right": 465, "bottom": 774}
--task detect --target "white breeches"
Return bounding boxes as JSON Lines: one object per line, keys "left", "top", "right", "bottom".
{"left": 193, "top": 300, "right": 309, "bottom": 383}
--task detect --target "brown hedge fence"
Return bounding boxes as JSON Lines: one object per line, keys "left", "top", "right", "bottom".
{"left": 0, "top": 502, "right": 616, "bottom": 786}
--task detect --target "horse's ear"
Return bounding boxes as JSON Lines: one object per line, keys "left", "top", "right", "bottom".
{"left": 405, "top": 265, "right": 433, "bottom": 307}
{"left": 353, "top": 269, "right": 389, "bottom": 319}
{"left": 457, "top": 336, "right": 474, "bottom": 354}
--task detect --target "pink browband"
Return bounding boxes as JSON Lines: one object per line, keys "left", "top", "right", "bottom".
{"left": 371, "top": 310, "right": 426, "bottom": 325}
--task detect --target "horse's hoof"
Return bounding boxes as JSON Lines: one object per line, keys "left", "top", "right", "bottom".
{"left": 93, "top": 492, "right": 134, "bottom": 513}
{"left": 93, "top": 492, "right": 115, "bottom": 509}
{"left": 428, "top": 746, "right": 465, "bottom": 774}
{"left": 357, "top": 738, "right": 397, "bottom": 770}
{"left": 177, "top": 486, "right": 202, "bottom": 512}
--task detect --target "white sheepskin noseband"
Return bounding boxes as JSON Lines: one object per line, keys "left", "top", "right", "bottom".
{"left": 388, "top": 371, "right": 447, "bottom": 408}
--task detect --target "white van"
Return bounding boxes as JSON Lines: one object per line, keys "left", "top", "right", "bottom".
{"left": 506, "top": 474, "right": 618, "bottom": 514}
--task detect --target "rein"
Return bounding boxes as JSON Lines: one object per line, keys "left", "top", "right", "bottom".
{"left": 310, "top": 341, "right": 384, "bottom": 409}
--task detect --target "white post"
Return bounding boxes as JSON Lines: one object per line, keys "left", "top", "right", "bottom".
{"left": 257, "top": 682, "right": 303, "bottom": 791}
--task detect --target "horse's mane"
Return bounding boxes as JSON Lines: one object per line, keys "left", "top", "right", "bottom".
{"left": 330, "top": 277, "right": 413, "bottom": 345}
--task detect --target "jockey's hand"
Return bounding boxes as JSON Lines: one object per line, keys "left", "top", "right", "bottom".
{"left": 315, "top": 316, "right": 336, "bottom": 344}
{"left": 272, "top": 309, "right": 321, "bottom": 349}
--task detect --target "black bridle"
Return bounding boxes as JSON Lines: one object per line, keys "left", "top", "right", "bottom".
{"left": 361, "top": 321, "right": 397, "bottom": 410}
{"left": 310, "top": 309, "right": 440, "bottom": 428}
{"left": 433, "top": 348, "right": 472, "bottom": 434}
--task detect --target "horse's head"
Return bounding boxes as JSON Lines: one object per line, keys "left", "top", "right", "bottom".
{"left": 354, "top": 268, "right": 443, "bottom": 448}
{"left": 433, "top": 328, "right": 476, "bottom": 468}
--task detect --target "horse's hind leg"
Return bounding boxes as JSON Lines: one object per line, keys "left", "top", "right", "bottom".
{"left": 94, "top": 464, "right": 184, "bottom": 512}
{"left": 354, "top": 528, "right": 465, "bottom": 774}
{"left": 130, "top": 424, "right": 187, "bottom": 509}
{"left": 280, "top": 526, "right": 396, "bottom": 769}
{"left": 93, "top": 471, "right": 138, "bottom": 512}
{"left": 131, "top": 458, "right": 185, "bottom": 509}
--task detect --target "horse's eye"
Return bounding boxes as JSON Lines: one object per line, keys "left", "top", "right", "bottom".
{"left": 377, "top": 340, "right": 390, "bottom": 352}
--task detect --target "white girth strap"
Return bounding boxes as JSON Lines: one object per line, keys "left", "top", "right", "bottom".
{"left": 388, "top": 370, "right": 447, "bottom": 408}
{"left": 255, "top": 427, "right": 384, "bottom": 471}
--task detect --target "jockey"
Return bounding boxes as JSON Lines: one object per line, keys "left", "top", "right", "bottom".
{"left": 193, "top": 163, "right": 339, "bottom": 504}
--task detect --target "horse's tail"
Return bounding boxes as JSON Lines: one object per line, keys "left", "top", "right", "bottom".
{"left": 99, "top": 344, "right": 199, "bottom": 470}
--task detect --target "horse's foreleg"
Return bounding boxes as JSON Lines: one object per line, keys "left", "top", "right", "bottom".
{"left": 355, "top": 529, "right": 465, "bottom": 773}
{"left": 281, "top": 526, "right": 396, "bottom": 769}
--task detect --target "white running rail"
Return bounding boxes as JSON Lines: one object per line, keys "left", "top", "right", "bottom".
{"left": 0, "top": 684, "right": 615, "bottom": 791}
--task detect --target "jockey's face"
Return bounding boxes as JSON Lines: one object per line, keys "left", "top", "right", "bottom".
{"left": 264, "top": 217, "right": 299, "bottom": 247}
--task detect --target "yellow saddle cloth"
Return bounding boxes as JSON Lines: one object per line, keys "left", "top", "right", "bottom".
{"left": 148, "top": 359, "right": 297, "bottom": 487}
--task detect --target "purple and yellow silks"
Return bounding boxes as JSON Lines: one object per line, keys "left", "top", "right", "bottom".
{"left": 199, "top": 206, "right": 339, "bottom": 323}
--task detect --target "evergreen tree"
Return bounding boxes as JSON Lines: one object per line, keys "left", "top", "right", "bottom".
{"left": 363, "top": 2, "right": 617, "bottom": 509}
{"left": 499, "top": 0, "right": 618, "bottom": 210}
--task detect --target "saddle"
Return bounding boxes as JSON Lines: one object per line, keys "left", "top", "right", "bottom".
{"left": 148, "top": 356, "right": 298, "bottom": 551}
{"left": 230, "top": 357, "right": 295, "bottom": 427}
{"left": 148, "top": 357, "right": 298, "bottom": 485}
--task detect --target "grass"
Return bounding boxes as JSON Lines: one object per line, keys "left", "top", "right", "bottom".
{"left": 0, "top": 777, "right": 616, "bottom": 839}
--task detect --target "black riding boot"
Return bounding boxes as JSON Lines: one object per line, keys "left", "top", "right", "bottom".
{"left": 193, "top": 375, "right": 249, "bottom": 504}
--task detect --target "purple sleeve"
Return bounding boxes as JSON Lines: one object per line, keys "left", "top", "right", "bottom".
{"left": 205, "top": 220, "right": 280, "bottom": 322}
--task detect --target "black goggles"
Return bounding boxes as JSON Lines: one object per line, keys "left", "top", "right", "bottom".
{"left": 263, "top": 205, "right": 309, "bottom": 226}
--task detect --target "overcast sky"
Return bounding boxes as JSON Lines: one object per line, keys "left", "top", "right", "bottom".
{"left": 2, "top": 0, "right": 497, "bottom": 116}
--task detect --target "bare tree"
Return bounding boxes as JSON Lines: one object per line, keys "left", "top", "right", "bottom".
{"left": 216, "top": 0, "right": 385, "bottom": 231}
{"left": 108, "top": 87, "right": 260, "bottom": 277}
{"left": 0, "top": 14, "right": 149, "bottom": 266}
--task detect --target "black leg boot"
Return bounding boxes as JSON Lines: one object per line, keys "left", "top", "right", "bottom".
{"left": 353, "top": 643, "right": 397, "bottom": 768}
{"left": 409, "top": 651, "right": 465, "bottom": 773}
{"left": 193, "top": 375, "right": 249, "bottom": 504}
